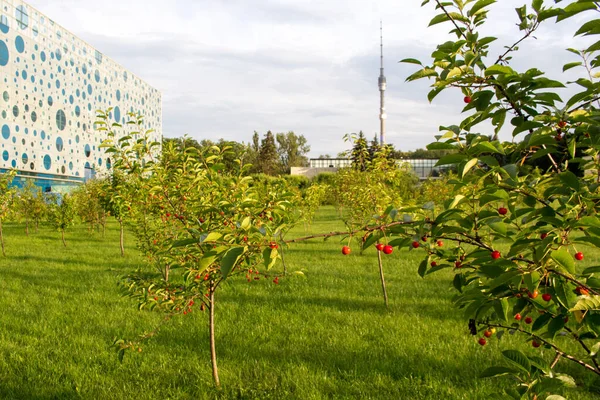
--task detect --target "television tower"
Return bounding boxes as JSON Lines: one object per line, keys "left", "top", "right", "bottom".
{"left": 378, "top": 21, "right": 387, "bottom": 145}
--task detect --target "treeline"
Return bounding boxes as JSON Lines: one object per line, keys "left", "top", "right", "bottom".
{"left": 163, "top": 130, "right": 310, "bottom": 175}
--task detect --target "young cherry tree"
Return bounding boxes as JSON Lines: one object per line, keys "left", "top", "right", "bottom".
{"left": 16, "top": 179, "right": 47, "bottom": 235}
{"left": 48, "top": 193, "right": 75, "bottom": 247}
{"left": 377, "top": 0, "right": 600, "bottom": 398}
{"left": 0, "top": 170, "right": 16, "bottom": 256}
{"left": 97, "top": 110, "right": 298, "bottom": 387}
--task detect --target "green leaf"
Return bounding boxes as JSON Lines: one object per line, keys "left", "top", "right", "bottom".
{"left": 262, "top": 247, "right": 279, "bottom": 270}
{"left": 532, "top": 313, "right": 552, "bottom": 332}
{"left": 493, "top": 298, "right": 509, "bottom": 322}
{"left": 240, "top": 216, "right": 251, "bottom": 230}
{"left": 461, "top": 158, "right": 479, "bottom": 177}
{"left": 546, "top": 396, "right": 567, "bottom": 400}
{"left": 399, "top": 58, "right": 423, "bottom": 65}
{"left": 502, "top": 350, "right": 531, "bottom": 374}
{"left": 558, "top": 171, "right": 580, "bottom": 191}
{"left": 563, "top": 62, "right": 582, "bottom": 72}
{"left": 551, "top": 250, "right": 576, "bottom": 275}
{"left": 220, "top": 247, "right": 245, "bottom": 279}
{"left": 583, "top": 266, "right": 600, "bottom": 275}
{"left": 484, "top": 65, "right": 515, "bottom": 76}
{"left": 428, "top": 13, "right": 449, "bottom": 26}
{"left": 548, "top": 317, "right": 565, "bottom": 339}
{"left": 570, "top": 295, "right": 600, "bottom": 312}
{"left": 418, "top": 259, "right": 428, "bottom": 278}
{"left": 479, "top": 366, "right": 518, "bottom": 378}
{"left": 436, "top": 154, "right": 467, "bottom": 166}
{"left": 469, "top": 0, "right": 496, "bottom": 17}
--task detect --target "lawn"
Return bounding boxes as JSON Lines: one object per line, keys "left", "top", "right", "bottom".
{"left": 1, "top": 206, "right": 600, "bottom": 399}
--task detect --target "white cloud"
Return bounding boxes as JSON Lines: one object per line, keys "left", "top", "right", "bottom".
{"left": 26, "top": 0, "right": 596, "bottom": 157}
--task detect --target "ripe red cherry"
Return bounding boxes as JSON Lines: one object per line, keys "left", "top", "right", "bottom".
{"left": 375, "top": 243, "right": 384, "bottom": 251}
{"left": 464, "top": 96, "right": 472, "bottom": 104}
{"left": 269, "top": 242, "right": 278, "bottom": 250}
{"left": 542, "top": 293, "right": 552, "bottom": 302}
{"left": 525, "top": 317, "right": 533, "bottom": 324}
{"left": 431, "top": 261, "right": 438, "bottom": 267}
{"left": 491, "top": 250, "right": 501, "bottom": 260}
{"left": 436, "top": 240, "right": 443, "bottom": 247}
{"left": 383, "top": 245, "right": 393, "bottom": 255}
{"left": 540, "top": 233, "right": 548, "bottom": 240}
{"left": 411, "top": 241, "right": 420, "bottom": 249}
{"left": 478, "top": 337, "right": 486, "bottom": 346}
{"left": 532, "top": 340, "right": 541, "bottom": 348}
{"left": 498, "top": 207, "right": 508, "bottom": 215}
{"left": 514, "top": 313, "right": 522, "bottom": 321}
{"left": 455, "top": 261, "right": 462, "bottom": 268}
{"left": 558, "top": 121, "right": 567, "bottom": 128}
{"left": 342, "top": 246, "right": 351, "bottom": 255}
{"left": 273, "top": 277, "right": 279, "bottom": 284}
{"left": 576, "top": 287, "right": 590, "bottom": 296}
{"left": 483, "top": 330, "right": 492, "bottom": 338}
{"left": 575, "top": 252, "right": 584, "bottom": 261}
{"left": 528, "top": 290, "right": 538, "bottom": 299}
{"left": 421, "top": 235, "right": 428, "bottom": 242}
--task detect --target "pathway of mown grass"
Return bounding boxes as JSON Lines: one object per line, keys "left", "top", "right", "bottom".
{"left": 1, "top": 207, "right": 600, "bottom": 399}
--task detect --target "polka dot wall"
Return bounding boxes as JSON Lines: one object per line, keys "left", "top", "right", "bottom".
{"left": 0, "top": 0, "right": 162, "bottom": 188}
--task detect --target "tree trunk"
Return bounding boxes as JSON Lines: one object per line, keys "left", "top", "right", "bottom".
{"left": 279, "top": 234, "right": 288, "bottom": 275}
{"left": 35, "top": 220, "right": 39, "bottom": 233}
{"left": 119, "top": 219, "right": 125, "bottom": 257}
{"left": 0, "top": 219, "right": 5, "bottom": 257}
{"left": 25, "top": 219, "right": 29, "bottom": 236}
{"left": 61, "top": 229, "right": 66, "bottom": 247}
{"left": 377, "top": 250, "right": 389, "bottom": 307}
{"left": 209, "top": 283, "right": 220, "bottom": 387}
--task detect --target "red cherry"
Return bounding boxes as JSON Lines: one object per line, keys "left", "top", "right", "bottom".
{"left": 436, "top": 240, "right": 443, "bottom": 247}
{"left": 576, "top": 287, "right": 590, "bottom": 296}
{"left": 455, "top": 261, "right": 462, "bottom": 268}
{"left": 375, "top": 243, "right": 384, "bottom": 251}
{"left": 431, "top": 261, "right": 438, "bottom": 267}
{"left": 491, "top": 250, "right": 501, "bottom": 260}
{"left": 532, "top": 340, "right": 541, "bottom": 348}
{"left": 273, "top": 277, "right": 279, "bottom": 284}
{"left": 478, "top": 337, "right": 486, "bottom": 346}
{"left": 483, "top": 330, "right": 492, "bottom": 338}
{"left": 464, "top": 96, "right": 472, "bottom": 104}
{"left": 540, "top": 233, "right": 548, "bottom": 240}
{"left": 342, "top": 246, "right": 351, "bottom": 255}
{"left": 498, "top": 207, "right": 508, "bottom": 215}
{"left": 528, "top": 290, "right": 538, "bottom": 299}
{"left": 269, "top": 242, "right": 278, "bottom": 250}
{"left": 411, "top": 241, "right": 420, "bottom": 249}
{"left": 558, "top": 121, "right": 567, "bottom": 128}
{"left": 383, "top": 245, "right": 393, "bottom": 255}
{"left": 421, "top": 235, "right": 428, "bottom": 242}
{"left": 525, "top": 317, "right": 533, "bottom": 324}
{"left": 514, "top": 313, "right": 522, "bottom": 321}
{"left": 575, "top": 252, "right": 584, "bottom": 261}
{"left": 542, "top": 293, "right": 552, "bottom": 302}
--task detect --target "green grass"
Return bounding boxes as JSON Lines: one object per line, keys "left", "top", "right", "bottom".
{"left": 1, "top": 206, "right": 600, "bottom": 399}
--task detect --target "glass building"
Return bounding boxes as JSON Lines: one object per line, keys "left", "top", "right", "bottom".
{"left": 0, "top": 0, "right": 162, "bottom": 192}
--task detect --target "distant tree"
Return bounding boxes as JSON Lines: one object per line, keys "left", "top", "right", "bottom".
{"left": 276, "top": 131, "right": 310, "bottom": 173}
{"left": 368, "top": 134, "right": 380, "bottom": 160}
{"left": 318, "top": 154, "right": 332, "bottom": 159}
{"left": 348, "top": 131, "right": 369, "bottom": 171}
{"left": 16, "top": 179, "right": 47, "bottom": 235}
{"left": 0, "top": 170, "right": 16, "bottom": 256}
{"left": 257, "top": 131, "right": 281, "bottom": 175}
{"left": 392, "top": 148, "right": 457, "bottom": 159}
{"left": 48, "top": 193, "right": 75, "bottom": 247}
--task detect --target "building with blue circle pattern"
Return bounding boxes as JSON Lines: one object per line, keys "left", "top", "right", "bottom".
{"left": 0, "top": 0, "right": 162, "bottom": 192}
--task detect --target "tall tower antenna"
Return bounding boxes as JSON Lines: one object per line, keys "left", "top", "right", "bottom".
{"left": 378, "top": 20, "right": 387, "bottom": 145}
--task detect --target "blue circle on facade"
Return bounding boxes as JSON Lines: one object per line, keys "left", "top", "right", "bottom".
{"left": 41, "top": 130, "right": 45, "bottom": 139}
{"left": 98, "top": 158, "right": 102, "bottom": 166}
{"left": 2, "top": 150, "right": 8, "bottom": 161}
{"left": 84, "top": 144, "right": 91, "bottom": 157}
{"left": 75, "top": 105, "right": 80, "bottom": 117}
{"left": 56, "top": 137, "right": 63, "bottom": 151}
{"left": 0, "top": 41, "right": 9, "bottom": 66}
{"left": 87, "top": 84, "right": 92, "bottom": 95}
{"left": 55, "top": 48, "right": 61, "bottom": 61}
{"left": 1, "top": 124, "right": 9, "bottom": 139}
{"left": 43, "top": 155, "right": 51, "bottom": 170}
{"left": 48, "top": 96, "right": 53, "bottom": 106}
{"left": 40, "top": 51, "right": 46, "bottom": 61}
{"left": 15, "top": 36, "right": 24, "bottom": 53}
{"left": 11, "top": 160, "right": 16, "bottom": 168}
{"left": 68, "top": 161, "right": 73, "bottom": 170}
{"left": 106, "top": 158, "right": 111, "bottom": 169}
{"left": 94, "top": 70, "right": 100, "bottom": 82}
{"left": 116, "top": 90, "right": 121, "bottom": 101}
{"left": 21, "top": 153, "right": 28, "bottom": 164}
{"left": 114, "top": 106, "right": 121, "bottom": 122}
{"left": 21, "top": 70, "right": 27, "bottom": 79}
{"left": 56, "top": 110, "right": 66, "bottom": 130}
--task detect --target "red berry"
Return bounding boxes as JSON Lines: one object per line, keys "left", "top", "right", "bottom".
{"left": 575, "top": 252, "right": 584, "bottom": 261}
{"left": 483, "top": 330, "right": 492, "bottom": 338}
{"left": 478, "top": 337, "right": 486, "bottom": 346}
{"left": 436, "top": 240, "right": 443, "bottom": 247}
{"left": 528, "top": 290, "right": 538, "bottom": 299}
{"left": 532, "top": 340, "right": 541, "bottom": 348}
{"left": 269, "top": 242, "right": 278, "bottom": 250}
{"left": 558, "top": 121, "right": 567, "bottom": 128}
{"left": 491, "top": 250, "right": 501, "bottom": 260}
{"left": 498, "top": 207, "right": 508, "bottom": 215}
{"left": 514, "top": 313, "right": 522, "bottom": 321}
{"left": 464, "top": 96, "right": 472, "bottom": 104}
{"left": 342, "top": 246, "right": 351, "bottom": 255}
{"left": 455, "top": 261, "right": 462, "bottom": 268}
{"left": 375, "top": 243, "right": 384, "bottom": 251}
{"left": 273, "top": 277, "right": 279, "bottom": 284}
{"left": 421, "top": 235, "right": 428, "bottom": 242}
{"left": 411, "top": 241, "right": 420, "bottom": 249}
{"left": 542, "top": 293, "right": 552, "bottom": 302}
{"left": 576, "top": 287, "right": 590, "bottom": 296}
{"left": 540, "top": 233, "right": 548, "bottom": 240}
{"left": 383, "top": 245, "right": 393, "bottom": 255}
{"left": 525, "top": 317, "right": 533, "bottom": 324}
{"left": 431, "top": 261, "right": 438, "bottom": 267}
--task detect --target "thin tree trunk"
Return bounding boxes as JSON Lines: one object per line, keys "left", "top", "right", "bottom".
{"left": 209, "top": 283, "right": 220, "bottom": 387}
{"left": 25, "top": 219, "right": 29, "bottom": 236}
{"left": 35, "top": 220, "right": 39, "bottom": 233}
{"left": 0, "top": 219, "right": 5, "bottom": 257}
{"left": 119, "top": 219, "right": 125, "bottom": 257}
{"left": 377, "top": 250, "right": 389, "bottom": 307}
{"left": 61, "top": 229, "right": 66, "bottom": 247}
{"left": 279, "top": 234, "right": 288, "bottom": 275}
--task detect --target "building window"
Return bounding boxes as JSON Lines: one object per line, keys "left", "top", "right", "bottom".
{"left": 94, "top": 49, "right": 102, "bottom": 64}
{"left": 56, "top": 137, "right": 63, "bottom": 151}
{"left": 84, "top": 144, "right": 91, "bottom": 157}
{"left": 15, "top": 5, "right": 28, "bottom": 30}
{"left": 55, "top": 109, "right": 66, "bottom": 130}
{"left": 43, "top": 155, "right": 51, "bottom": 170}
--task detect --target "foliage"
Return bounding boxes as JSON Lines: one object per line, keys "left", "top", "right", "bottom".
{"left": 389, "top": 0, "right": 600, "bottom": 397}
{"left": 276, "top": 131, "right": 311, "bottom": 173}
{"left": 0, "top": 170, "right": 16, "bottom": 256}
{"left": 256, "top": 130, "right": 280, "bottom": 175}
{"left": 48, "top": 193, "right": 75, "bottom": 247}
{"left": 71, "top": 179, "right": 107, "bottom": 234}
{"left": 15, "top": 179, "right": 47, "bottom": 235}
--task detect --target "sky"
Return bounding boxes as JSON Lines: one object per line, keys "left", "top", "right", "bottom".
{"left": 26, "top": 0, "right": 594, "bottom": 157}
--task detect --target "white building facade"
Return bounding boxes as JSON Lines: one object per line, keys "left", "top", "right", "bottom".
{"left": 0, "top": 0, "right": 162, "bottom": 191}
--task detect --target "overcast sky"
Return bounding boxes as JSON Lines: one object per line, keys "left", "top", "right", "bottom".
{"left": 27, "top": 0, "right": 594, "bottom": 157}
